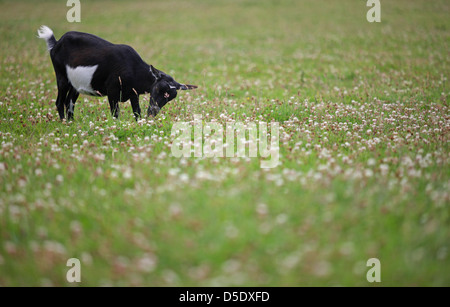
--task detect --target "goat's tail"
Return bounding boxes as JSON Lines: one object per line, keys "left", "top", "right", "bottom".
{"left": 37, "top": 25, "right": 57, "bottom": 51}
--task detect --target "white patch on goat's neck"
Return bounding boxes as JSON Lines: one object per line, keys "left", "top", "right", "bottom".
{"left": 66, "top": 65, "right": 98, "bottom": 96}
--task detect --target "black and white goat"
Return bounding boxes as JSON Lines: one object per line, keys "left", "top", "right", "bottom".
{"left": 37, "top": 25, "right": 197, "bottom": 120}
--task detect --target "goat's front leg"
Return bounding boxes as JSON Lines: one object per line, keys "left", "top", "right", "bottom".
{"left": 107, "top": 90, "right": 120, "bottom": 118}
{"left": 130, "top": 94, "right": 141, "bottom": 121}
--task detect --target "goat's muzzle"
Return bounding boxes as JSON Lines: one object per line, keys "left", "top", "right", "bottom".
{"left": 147, "top": 105, "right": 161, "bottom": 117}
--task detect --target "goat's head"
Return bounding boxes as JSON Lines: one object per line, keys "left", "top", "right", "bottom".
{"left": 148, "top": 65, "right": 197, "bottom": 117}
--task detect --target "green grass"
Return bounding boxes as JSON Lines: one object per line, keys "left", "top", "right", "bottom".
{"left": 0, "top": 0, "right": 449, "bottom": 286}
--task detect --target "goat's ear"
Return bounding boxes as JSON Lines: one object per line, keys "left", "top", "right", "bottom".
{"left": 150, "top": 65, "right": 161, "bottom": 80}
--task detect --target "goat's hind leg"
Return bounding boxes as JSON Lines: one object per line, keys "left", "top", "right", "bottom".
{"left": 55, "top": 79, "right": 70, "bottom": 120}
{"left": 65, "top": 86, "right": 79, "bottom": 121}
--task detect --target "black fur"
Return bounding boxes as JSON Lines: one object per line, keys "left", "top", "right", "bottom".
{"left": 38, "top": 26, "right": 197, "bottom": 120}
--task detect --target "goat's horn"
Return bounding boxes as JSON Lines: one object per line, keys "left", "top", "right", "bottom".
{"left": 180, "top": 84, "right": 198, "bottom": 90}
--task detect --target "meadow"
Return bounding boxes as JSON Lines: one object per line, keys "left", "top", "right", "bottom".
{"left": 0, "top": 0, "right": 449, "bottom": 286}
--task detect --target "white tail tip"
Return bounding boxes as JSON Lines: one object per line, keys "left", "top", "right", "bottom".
{"left": 37, "top": 25, "right": 53, "bottom": 40}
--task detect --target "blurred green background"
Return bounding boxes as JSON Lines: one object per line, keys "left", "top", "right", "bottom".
{"left": 0, "top": 0, "right": 448, "bottom": 286}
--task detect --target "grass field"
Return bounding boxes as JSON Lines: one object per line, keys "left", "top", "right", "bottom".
{"left": 0, "top": 0, "right": 449, "bottom": 286}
